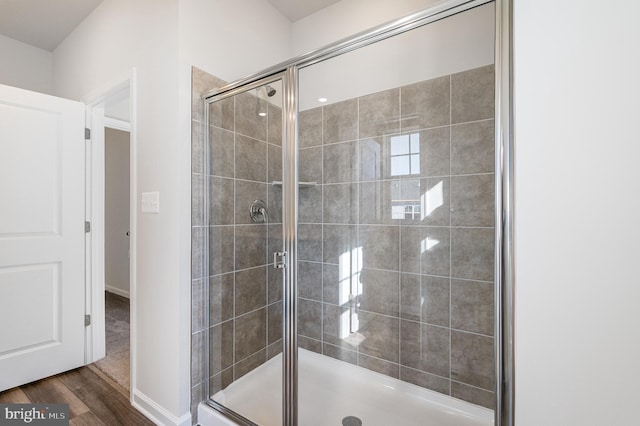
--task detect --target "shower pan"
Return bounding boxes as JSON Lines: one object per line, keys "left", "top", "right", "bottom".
{"left": 192, "top": 0, "right": 513, "bottom": 424}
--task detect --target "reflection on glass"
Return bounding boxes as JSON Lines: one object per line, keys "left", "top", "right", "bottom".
{"left": 338, "top": 247, "right": 363, "bottom": 339}
{"left": 421, "top": 180, "right": 444, "bottom": 220}
{"left": 340, "top": 309, "right": 351, "bottom": 340}
{"left": 361, "top": 139, "right": 382, "bottom": 180}
{"left": 390, "top": 133, "right": 420, "bottom": 176}
{"left": 389, "top": 179, "right": 445, "bottom": 222}
{"left": 391, "top": 179, "right": 422, "bottom": 220}
{"left": 421, "top": 237, "right": 440, "bottom": 253}
{"left": 391, "top": 205, "right": 405, "bottom": 220}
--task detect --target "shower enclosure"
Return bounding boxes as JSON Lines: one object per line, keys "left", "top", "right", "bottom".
{"left": 191, "top": 0, "right": 513, "bottom": 424}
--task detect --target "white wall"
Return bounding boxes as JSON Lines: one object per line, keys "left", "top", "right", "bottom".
{"left": 53, "top": 0, "right": 293, "bottom": 423}
{"left": 514, "top": 1, "right": 640, "bottom": 425}
{"left": 104, "top": 86, "right": 131, "bottom": 122}
{"left": 105, "top": 127, "right": 130, "bottom": 298}
{"left": 179, "top": 0, "right": 292, "bottom": 85}
{"left": 291, "top": 0, "right": 442, "bottom": 55}
{"left": 298, "top": 3, "right": 494, "bottom": 111}
{"left": 52, "top": 0, "right": 191, "bottom": 424}
{"left": 0, "top": 34, "right": 53, "bottom": 94}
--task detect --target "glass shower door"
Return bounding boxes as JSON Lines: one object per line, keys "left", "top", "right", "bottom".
{"left": 206, "top": 78, "right": 286, "bottom": 425}
{"left": 296, "top": 3, "right": 496, "bottom": 424}
{"left": 202, "top": 2, "right": 498, "bottom": 424}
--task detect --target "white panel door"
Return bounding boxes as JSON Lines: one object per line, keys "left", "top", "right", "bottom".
{"left": 0, "top": 84, "right": 86, "bottom": 391}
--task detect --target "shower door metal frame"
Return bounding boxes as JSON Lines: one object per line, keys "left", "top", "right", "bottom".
{"left": 495, "top": 1, "right": 514, "bottom": 425}
{"left": 202, "top": 72, "right": 287, "bottom": 426}
{"left": 202, "top": 0, "right": 514, "bottom": 424}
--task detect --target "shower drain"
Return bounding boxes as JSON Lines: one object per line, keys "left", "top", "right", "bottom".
{"left": 342, "top": 416, "right": 363, "bottom": 426}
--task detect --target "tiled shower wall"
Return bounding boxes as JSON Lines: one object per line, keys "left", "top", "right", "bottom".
{"left": 191, "top": 67, "right": 221, "bottom": 419}
{"left": 192, "top": 64, "right": 496, "bottom": 418}
{"left": 191, "top": 67, "right": 284, "bottom": 420}
{"left": 295, "top": 65, "right": 496, "bottom": 408}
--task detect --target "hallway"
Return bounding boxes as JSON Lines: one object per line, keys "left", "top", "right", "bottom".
{"left": 94, "top": 292, "right": 131, "bottom": 391}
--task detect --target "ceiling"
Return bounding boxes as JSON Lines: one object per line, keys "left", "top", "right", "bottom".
{"left": 0, "top": 0, "right": 104, "bottom": 51}
{"left": 0, "top": 0, "right": 339, "bottom": 53}
{"left": 266, "top": 0, "right": 340, "bottom": 22}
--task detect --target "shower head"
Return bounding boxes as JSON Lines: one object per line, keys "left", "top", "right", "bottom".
{"left": 265, "top": 85, "right": 276, "bottom": 97}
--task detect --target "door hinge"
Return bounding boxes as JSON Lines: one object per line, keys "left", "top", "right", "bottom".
{"left": 85, "top": 128, "right": 91, "bottom": 140}
{"left": 85, "top": 221, "right": 91, "bottom": 233}
{"left": 273, "top": 251, "right": 287, "bottom": 269}
{"left": 85, "top": 314, "right": 91, "bottom": 326}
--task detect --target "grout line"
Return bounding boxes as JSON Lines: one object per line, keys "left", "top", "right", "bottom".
{"left": 305, "top": 261, "right": 493, "bottom": 283}
{"left": 262, "top": 197, "right": 270, "bottom": 356}
{"left": 303, "top": 171, "right": 495, "bottom": 185}
{"left": 232, "top": 304, "right": 268, "bottom": 321}
{"left": 355, "top": 97, "right": 361, "bottom": 366}
{"left": 231, "top": 96, "right": 237, "bottom": 379}
{"left": 231, "top": 176, "right": 272, "bottom": 185}
{"left": 400, "top": 364, "right": 454, "bottom": 383}
{"left": 232, "top": 345, "right": 268, "bottom": 372}
{"left": 221, "top": 263, "right": 273, "bottom": 275}
{"left": 320, "top": 104, "right": 325, "bottom": 355}
{"left": 449, "top": 73, "right": 453, "bottom": 391}
{"left": 396, "top": 75, "right": 403, "bottom": 371}
{"left": 208, "top": 365, "right": 233, "bottom": 383}
{"left": 207, "top": 223, "right": 494, "bottom": 230}
{"left": 298, "top": 222, "right": 494, "bottom": 229}
{"left": 450, "top": 378, "right": 495, "bottom": 393}
{"left": 320, "top": 123, "right": 465, "bottom": 146}
{"left": 450, "top": 117, "right": 495, "bottom": 127}
{"left": 449, "top": 327, "right": 496, "bottom": 339}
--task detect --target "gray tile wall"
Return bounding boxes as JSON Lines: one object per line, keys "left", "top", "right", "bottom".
{"left": 296, "top": 65, "right": 496, "bottom": 409}
{"left": 207, "top": 87, "right": 284, "bottom": 394}
{"left": 192, "top": 67, "right": 223, "bottom": 422}
{"left": 193, "top": 65, "right": 495, "bottom": 418}
{"left": 191, "top": 68, "right": 283, "bottom": 422}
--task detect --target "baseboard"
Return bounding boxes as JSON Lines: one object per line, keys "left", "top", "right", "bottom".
{"left": 132, "top": 389, "right": 192, "bottom": 426}
{"left": 105, "top": 284, "right": 130, "bottom": 298}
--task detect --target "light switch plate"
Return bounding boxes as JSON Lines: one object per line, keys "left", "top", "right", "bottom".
{"left": 141, "top": 191, "right": 160, "bottom": 213}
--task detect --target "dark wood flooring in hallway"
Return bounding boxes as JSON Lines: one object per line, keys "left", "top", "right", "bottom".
{"left": 0, "top": 292, "right": 152, "bottom": 425}
{"left": 0, "top": 366, "right": 154, "bottom": 425}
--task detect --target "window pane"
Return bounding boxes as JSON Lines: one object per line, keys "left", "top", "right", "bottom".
{"left": 410, "top": 133, "right": 420, "bottom": 153}
{"left": 391, "top": 205, "right": 405, "bottom": 219}
{"left": 390, "top": 135, "right": 410, "bottom": 155}
{"left": 410, "top": 154, "right": 420, "bottom": 174}
{"left": 391, "top": 156, "right": 410, "bottom": 176}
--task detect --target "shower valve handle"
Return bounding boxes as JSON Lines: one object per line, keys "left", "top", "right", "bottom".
{"left": 249, "top": 199, "right": 268, "bottom": 223}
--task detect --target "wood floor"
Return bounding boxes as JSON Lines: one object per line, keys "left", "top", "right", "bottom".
{"left": 0, "top": 366, "right": 154, "bottom": 425}
{"left": 0, "top": 292, "right": 153, "bottom": 425}
{"left": 94, "top": 292, "right": 131, "bottom": 391}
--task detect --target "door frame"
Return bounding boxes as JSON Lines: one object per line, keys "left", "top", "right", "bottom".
{"left": 82, "top": 68, "right": 138, "bottom": 399}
